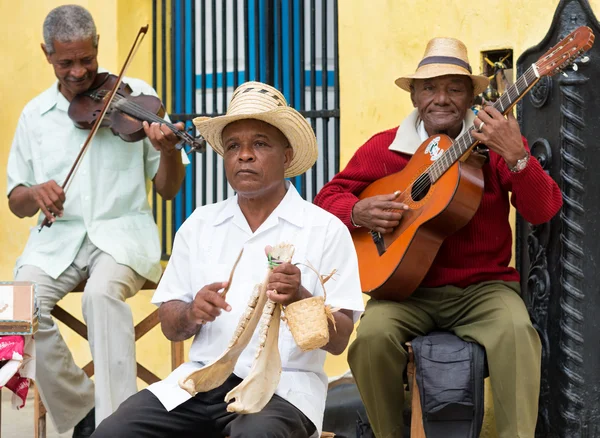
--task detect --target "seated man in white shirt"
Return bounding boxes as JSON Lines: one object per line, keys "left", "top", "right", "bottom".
{"left": 7, "top": 5, "right": 187, "bottom": 438}
{"left": 91, "top": 81, "right": 365, "bottom": 438}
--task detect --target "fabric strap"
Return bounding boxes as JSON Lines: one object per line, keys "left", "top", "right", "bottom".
{"left": 418, "top": 56, "right": 472, "bottom": 73}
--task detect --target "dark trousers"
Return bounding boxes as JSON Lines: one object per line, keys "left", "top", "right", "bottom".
{"left": 91, "top": 374, "right": 317, "bottom": 438}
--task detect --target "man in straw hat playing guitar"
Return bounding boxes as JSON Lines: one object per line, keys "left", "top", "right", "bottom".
{"left": 314, "top": 38, "right": 563, "bottom": 437}
{"left": 92, "top": 81, "right": 364, "bottom": 438}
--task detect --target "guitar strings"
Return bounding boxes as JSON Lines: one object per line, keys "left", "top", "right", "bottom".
{"left": 392, "top": 125, "right": 479, "bottom": 208}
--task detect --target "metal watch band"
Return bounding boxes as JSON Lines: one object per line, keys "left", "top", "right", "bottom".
{"left": 350, "top": 207, "right": 361, "bottom": 228}
{"left": 509, "top": 152, "right": 530, "bottom": 173}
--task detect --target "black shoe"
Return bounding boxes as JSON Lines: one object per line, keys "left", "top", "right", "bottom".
{"left": 73, "top": 408, "right": 95, "bottom": 438}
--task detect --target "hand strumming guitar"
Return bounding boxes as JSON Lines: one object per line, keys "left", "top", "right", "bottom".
{"left": 352, "top": 192, "right": 409, "bottom": 234}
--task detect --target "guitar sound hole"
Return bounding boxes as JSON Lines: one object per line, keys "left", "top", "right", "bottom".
{"left": 411, "top": 174, "right": 431, "bottom": 202}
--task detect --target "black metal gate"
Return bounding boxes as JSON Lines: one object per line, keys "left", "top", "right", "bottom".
{"left": 151, "top": 0, "right": 340, "bottom": 258}
{"left": 516, "top": 0, "right": 600, "bottom": 436}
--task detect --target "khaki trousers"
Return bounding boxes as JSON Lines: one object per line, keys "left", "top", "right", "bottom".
{"left": 15, "top": 236, "right": 145, "bottom": 433}
{"left": 348, "top": 281, "right": 541, "bottom": 438}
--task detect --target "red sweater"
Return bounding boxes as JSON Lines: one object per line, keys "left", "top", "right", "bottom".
{"left": 313, "top": 127, "right": 563, "bottom": 288}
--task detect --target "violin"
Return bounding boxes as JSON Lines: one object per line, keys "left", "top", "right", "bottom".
{"left": 40, "top": 25, "right": 197, "bottom": 231}
{"left": 68, "top": 72, "right": 206, "bottom": 153}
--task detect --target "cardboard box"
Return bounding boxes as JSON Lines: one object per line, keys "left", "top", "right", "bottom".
{"left": 0, "top": 281, "right": 39, "bottom": 335}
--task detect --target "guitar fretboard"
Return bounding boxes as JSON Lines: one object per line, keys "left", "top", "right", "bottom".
{"left": 427, "top": 66, "right": 539, "bottom": 183}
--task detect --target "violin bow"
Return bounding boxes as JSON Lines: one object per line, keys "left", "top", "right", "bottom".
{"left": 40, "top": 25, "right": 149, "bottom": 231}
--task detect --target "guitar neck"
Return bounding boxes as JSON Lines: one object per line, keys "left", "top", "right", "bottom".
{"left": 429, "top": 65, "right": 540, "bottom": 182}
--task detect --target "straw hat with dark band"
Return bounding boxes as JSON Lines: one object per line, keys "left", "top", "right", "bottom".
{"left": 395, "top": 37, "right": 489, "bottom": 96}
{"left": 193, "top": 82, "right": 318, "bottom": 178}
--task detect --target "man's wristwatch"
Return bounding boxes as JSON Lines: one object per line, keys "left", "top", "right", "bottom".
{"left": 509, "top": 152, "right": 530, "bottom": 173}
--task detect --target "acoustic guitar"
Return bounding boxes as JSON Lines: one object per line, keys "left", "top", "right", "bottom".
{"left": 353, "top": 26, "right": 594, "bottom": 301}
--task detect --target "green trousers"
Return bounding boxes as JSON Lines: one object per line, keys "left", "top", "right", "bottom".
{"left": 347, "top": 281, "right": 541, "bottom": 438}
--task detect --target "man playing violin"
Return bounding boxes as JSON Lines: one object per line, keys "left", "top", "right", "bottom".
{"left": 6, "top": 5, "right": 186, "bottom": 437}
{"left": 314, "top": 37, "right": 563, "bottom": 438}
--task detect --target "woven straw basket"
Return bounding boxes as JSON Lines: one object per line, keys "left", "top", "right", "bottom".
{"left": 285, "top": 295, "right": 329, "bottom": 351}
{"left": 284, "top": 264, "right": 335, "bottom": 351}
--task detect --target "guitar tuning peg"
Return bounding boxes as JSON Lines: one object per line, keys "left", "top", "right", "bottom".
{"left": 562, "top": 71, "right": 569, "bottom": 77}
{"left": 572, "top": 63, "right": 579, "bottom": 71}
{"left": 581, "top": 55, "right": 590, "bottom": 63}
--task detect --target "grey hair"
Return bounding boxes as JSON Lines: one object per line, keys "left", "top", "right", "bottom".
{"left": 43, "top": 5, "right": 98, "bottom": 54}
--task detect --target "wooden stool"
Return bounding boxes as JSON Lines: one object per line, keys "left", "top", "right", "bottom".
{"left": 34, "top": 278, "right": 184, "bottom": 438}
{"left": 407, "top": 343, "right": 426, "bottom": 438}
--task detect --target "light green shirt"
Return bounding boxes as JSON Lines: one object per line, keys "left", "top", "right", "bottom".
{"left": 7, "top": 72, "right": 184, "bottom": 282}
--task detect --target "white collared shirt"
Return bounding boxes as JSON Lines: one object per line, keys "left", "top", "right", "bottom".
{"left": 7, "top": 70, "right": 187, "bottom": 282}
{"left": 417, "top": 119, "right": 467, "bottom": 142}
{"left": 388, "top": 109, "right": 476, "bottom": 156}
{"left": 148, "top": 182, "right": 364, "bottom": 436}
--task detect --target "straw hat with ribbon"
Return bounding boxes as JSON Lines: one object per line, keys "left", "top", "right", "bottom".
{"left": 395, "top": 37, "right": 489, "bottom": 96}
{"left": 193, "top": 82, "right": 318, "bottom": 178}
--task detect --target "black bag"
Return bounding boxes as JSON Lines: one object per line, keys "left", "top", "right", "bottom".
{"left": 322, "top": 381, "right": 370, "bottom": 438}
{"left": 410, "top": 332, "right": 487, "bottom": 438}
{"left": 356, "top": 411, "right": 375, "bottom": 438}
{"left": 323, "top": 379, "right": 411, "bottom": 438}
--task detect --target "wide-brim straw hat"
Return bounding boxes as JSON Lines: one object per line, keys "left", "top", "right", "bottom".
{"left": 193, "top": 82, "right": 318, "bottom": 178}
{"left": 395, "top": 37, "right": 489, "bottom": 96}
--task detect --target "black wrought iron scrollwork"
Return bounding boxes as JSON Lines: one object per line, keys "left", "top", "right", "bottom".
{"left": 517, "top": 1, "right": 600, "bottom": 435}
{"left": 529, "top": 138, "right": 553, "bottom": 171}
{"left": 558, "top": 75, "right": 587, "bottom": 435}
{"left": 522, "top": 137, "right": 553, "bottom": 436}
{"left": 530, "top": 76, "right": 553, "bottom": 109}
{"left": 525, "top": 229, "right": 552, "bottom": 436}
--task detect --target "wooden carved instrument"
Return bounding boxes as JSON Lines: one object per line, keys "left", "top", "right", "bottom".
{"left": 352, "top": 26, "right": 594, "bottom": 301}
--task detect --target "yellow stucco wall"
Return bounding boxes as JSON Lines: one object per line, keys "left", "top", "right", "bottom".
{"left": 337, "top": 0, "right": 600, "bottom": 167}
{"left": 0, "top": 1, "right": 126, "bottom": 374}
{"left": 1, "top": 0, "right": 116, "bottom": 279}
{"left": 1, "top": 0, "right": 596, "bottom": 410}
{"left": 0, "top": 0, "right": 179, "bottom": 388}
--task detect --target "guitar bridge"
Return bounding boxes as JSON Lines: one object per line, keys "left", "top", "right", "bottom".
{"left": 370, "top": 231, "right": 386, "bottom": 256}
